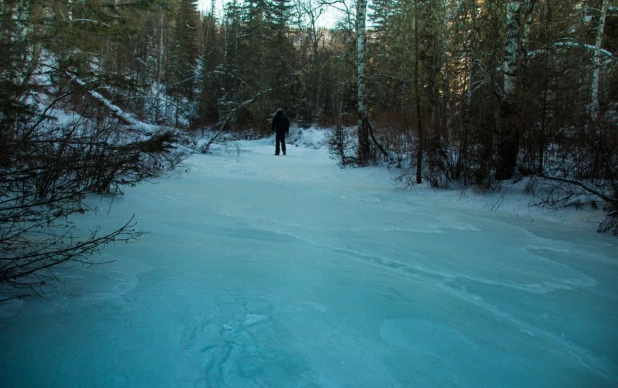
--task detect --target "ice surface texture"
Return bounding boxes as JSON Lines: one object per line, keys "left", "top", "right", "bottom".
{"left": 1, "top": 140, "right": 617, "bottom": 387}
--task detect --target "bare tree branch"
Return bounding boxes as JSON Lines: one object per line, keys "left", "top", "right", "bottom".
{"left": 539, "top": 175, "right": 618, "bottom": 205}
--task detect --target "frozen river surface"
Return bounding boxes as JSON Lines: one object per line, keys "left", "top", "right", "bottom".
{"left": 1, "top": 140, "right": 617, "bottom": 387}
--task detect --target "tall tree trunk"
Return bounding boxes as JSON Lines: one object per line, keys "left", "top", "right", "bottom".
{"left": 520, "top": 0, "right": 537, "bottom": 69}
{"left": 311, "top": 11, "right": 319, "bottom": 117}
{"left": 461, "top": 0, "right": 478, "bottom": 184}
{"left": 503, "top": 0, "right": 521, "bottom": 108}
{"left": 466, "top": 0, "right": 477, "bottom": 107}
{"left": 538, "top": 0, "right": 552, "bottom": 175}
{"left": 155, "top": 11, "right": 165, "bottom": 122}
{"left": 539, "top": 77, "right": 548, "bottom": 175}
{"left": 496, "top": 0, "right": 522, "bottom": 180}
{"left": 589, "top": 0, "right": 608, "bottom": 121}
{"left": 356, "top": 0, "right": 370, "bottom": 165}
{"left": 414, "top": 14, "right": 423, "bottom": 184}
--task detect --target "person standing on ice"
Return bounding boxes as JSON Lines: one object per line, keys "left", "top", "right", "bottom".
{"left": 271, "top": 108, "right": 290, "bottom": 156}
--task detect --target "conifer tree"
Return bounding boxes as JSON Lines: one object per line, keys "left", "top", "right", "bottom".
{"left": 167, "top": 0, "right": 201, "bottom": 126}
{"left": 196, "top": 10, "right": 222, "bottom": 126}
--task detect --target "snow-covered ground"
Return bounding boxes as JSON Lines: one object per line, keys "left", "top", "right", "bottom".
{"left": 1, "top": 137, "right": 617, "bottom": 387}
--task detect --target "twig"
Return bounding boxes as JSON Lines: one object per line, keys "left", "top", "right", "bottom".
{"left": 367, "top": 120, "right": 394, "bottom": 163}
{"left": 489, "top": 193, "right": 504, "bottom": 211}
{"left": 202, "top": 87, "right": 279, "bottom": 152}
{"left": 0, "top": 294, "right": 30, "bottom": 303}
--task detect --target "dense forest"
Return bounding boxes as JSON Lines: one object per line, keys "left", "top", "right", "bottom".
{"left": 1, "top": 0, "right": 617, "bottom": 292}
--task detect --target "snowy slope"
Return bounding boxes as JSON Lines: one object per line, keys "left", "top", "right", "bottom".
{"left": 0, "top": 139, "right": 616, "bottom": 387}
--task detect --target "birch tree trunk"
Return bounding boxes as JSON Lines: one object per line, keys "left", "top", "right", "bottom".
{"left": 496, "top": 0, "right": 522, "bottom": 180}
{"left": 356, "top": 0, "right": 370, "bottom": 165}
{"left": 466, "top": 0, "right": 477, "bottom": 107}
{"left": 538, "top": 0, "right": 553, "bottom": 175}
{"left": 503, "top": 0, "right": 521, "bottom": 106}
{"left": 589, "top": 0, "right": 608, "bottom": 121}
{"left": 68, "top": 0, "right": 73, "bottom": 22}
{"left": 520, "top": 0, "right": 536, "bottom": 69}
{"left": 460, "top": 0, "right": 478, "bottom": 184}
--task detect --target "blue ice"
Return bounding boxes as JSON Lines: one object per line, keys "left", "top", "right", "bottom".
{"left": 0, "top": 142, "right": 616, "bottom": 387}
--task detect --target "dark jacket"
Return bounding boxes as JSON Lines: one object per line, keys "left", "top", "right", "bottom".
{"left": 272, "top": 111, "right": 290, "bottom": 134}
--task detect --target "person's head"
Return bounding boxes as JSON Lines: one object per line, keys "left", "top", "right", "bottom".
{"left": 276, "top": 108, "right": 284, "bottom": 115}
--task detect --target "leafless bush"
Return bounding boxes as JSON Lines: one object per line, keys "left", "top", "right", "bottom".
{"left": 0, "top": 109, "right": 182, "bottom": 297}
{"left": 526, "top": 175, "right": 618, "bottom": 235}
{"left": 424, "top": 137, "right": 456, "bottom": 189}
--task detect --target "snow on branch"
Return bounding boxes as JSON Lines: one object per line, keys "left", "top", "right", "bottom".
{"left": 539, "top": 175, "right": 617, "bottom": 206}
{"left": 101, "top": 0, "right": 143, "bottom": 6}
{"left": 68, "top": 74, "right": 161, "bottom": 133}
{"left": 72, "top": 19, "right": 106, "bottom": 25}
{"left": 70, "top": 76, "right": 136, "bottom": 123}
{"left": 527, "top": 41, "right": 614, "bottom": 60}
{"left": 553, "top": 41, "right": 612, "bottom": 57}
{"left": 66, "top": 73, "right": 196, "bottom": 157}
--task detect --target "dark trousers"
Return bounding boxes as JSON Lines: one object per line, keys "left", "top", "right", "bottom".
{"left": 275, "top": 132, "right": 286, "bottom": 155}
